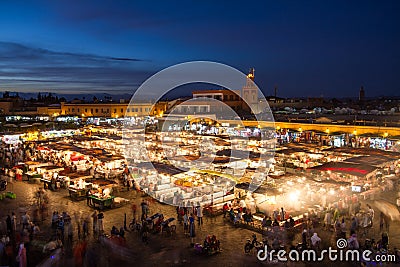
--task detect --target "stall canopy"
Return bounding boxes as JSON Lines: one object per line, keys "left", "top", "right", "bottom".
{"left": 324, "top": 147, "right": 400, "bottom": 158}
{"left": 311, "top": 161, "right": 377, "bottom": 177}
{"left": 71, "top": 154, "right": 85, "bottom": 161}
{"left": 216, "top": 149, "right": 260, "bottom": 160}
{"left": 136, "top": 161, "right": 187, "bottom": 175}
{"left": 236, "top": 182, "right": 280, "bottom": 195}
{"left": 274, "top": 147, "right": 310, "bottom": 155}
{"left": 344, "top": 155, "right": 395, "bottom": 167}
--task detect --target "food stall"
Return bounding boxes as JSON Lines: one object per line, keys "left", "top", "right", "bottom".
{"left": 23, "top": 161, "right": 51, "bottom": 172}
{"left": 87, "top": 185, "right": 116, "bottom": 210}
{"left": 68, "top": 174, "right": 94, "bottom": 200}
{"left": 37, "top": 166, "right": 65, "bottom": 190}
{"left": 85, "top": 178, "right": 118, "bottom": 209}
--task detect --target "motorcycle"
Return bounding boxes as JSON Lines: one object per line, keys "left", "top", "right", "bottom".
{"left": 244, "top": 234, "right": 265, "bottom": 254}
{"left": 0, "top": 180, "right": 7, "bottom": 191}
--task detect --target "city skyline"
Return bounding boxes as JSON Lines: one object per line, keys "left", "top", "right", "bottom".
{"left": 0, "top": 0, "right": 399, "bottom": 97}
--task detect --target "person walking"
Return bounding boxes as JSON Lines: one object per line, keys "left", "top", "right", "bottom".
{"left": 350, "top": 216, "right": 359, "bottom": 233}
{"left": 324, "top": 209, "right": 332, "bottom": 230}
{"left": 273, "top": 208, "right": 279, "bottom": 221}
{"left": 196, "top": 205, "right": 203, "bottom": 226}
{"left": 280, "top": 207, "right": 286, "bottom": 222}
{"left": 131, "top": 203, "right": 137, "bottom": 220}
{"left": 57, "top": 218, "right": 65, "bottom": 241}
{"left": 222, "top": 203, "right": 229, "bottom": 218}
{"left": 98, "top": 212, "right": 104, "bottom": 233}
{"left": 92, "top": 211, "right": 98, "bottom": 233}
{"left": 21, "top": 212, "right": 30, "bottom": 231}
{"left": 140, "top": 200, "right": 148, "bottom": 221}
{"left": 67, "top": 221, "right": 73, "bottom": 244}
{"left": 348, "top": 233, "right": 360, "bottom": 249}
{"left": 11, "top": 212, "right": 17, "bottom": 234}
{"left": 302, "top": 229, "right": 308, "bottom": 249}
{"left": 77, "top": 220, "right": 81, "bottom": 240}
{"left": 183, "top": 211, "right": 189, "bottom": 235}
{"left": 310, "top": 232, "right": 321, "bottom": 251}
{"left": 367, "top": 204, "right": 375, "bottom": 227}
{"left": 0, "top": 237, "right": 7, "bottom": 266}
{"left": 6, "top": 215, "right": 12, "bottom": 235}
{"left": 82, "top": 219, "right": 89, "bottom": 238}
{"left": 17, "top": 243, "right": 27, "bottom": 267}
{"left": 189, "top": 213, "right": 196, "bottom": 246}
{"left": 333, "top": 208, "right": 340, "bottom": 224}
{"left": 379, "top": 212, "right": 385, "bottom": 233}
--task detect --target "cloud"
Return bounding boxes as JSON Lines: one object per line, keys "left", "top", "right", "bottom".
{"left": 0, "top": 42, "right": 153, "bottom": 94}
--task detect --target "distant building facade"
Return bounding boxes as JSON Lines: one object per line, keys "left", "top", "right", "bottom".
{"left": 60, "top": 101, "right": 167, "bottom": 118}
{"left": 192, "top": 89, "right": 242, "bottom": 111}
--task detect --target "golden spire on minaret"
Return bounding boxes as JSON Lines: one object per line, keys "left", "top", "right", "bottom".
{"left": 247, "top": 68, "right": 255, "bottom": 81}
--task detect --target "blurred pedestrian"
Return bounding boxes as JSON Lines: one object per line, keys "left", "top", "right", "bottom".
{"left": 83, "top": 219, "right": 89, "bottom": 238}
{"left": 196, "top": 205, "right": 203, "bottom": 226}
{"left": 98, "top": 212, "right": 104, "bottom": 232}
{"left": 131, "top": 203, "right": 137, "bottom": 220}
{"left": 6, "top": 215, "right": 12, "bottom": 234}
{"left": 92, "top": 211, "right": 98, "bottom": 233}
{"left": 189, "top": 213, "right": 196, "bottom": 246}
{"left": 17, "top": 243, "right": 27, "bottom": 267}
{"left": 67, "top": 221, "right": 73, "bottom": 244}
{"left": 280, "top": 207, "right": 286, "bottom": 222}
{"left": 11, "top": 212, "right": 17, "bottom": 233}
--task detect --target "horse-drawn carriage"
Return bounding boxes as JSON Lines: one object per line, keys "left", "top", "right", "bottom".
{"left": 194, "top": 235, "right": 221, "bottom": 255}
{"left": 161, "top": 217, "right": 176, "bottom": 236}
{"left": 145, "top": 213, "right": 164, "bottom": 233}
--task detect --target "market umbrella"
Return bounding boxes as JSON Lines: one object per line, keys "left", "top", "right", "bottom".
{"left": 373, "top": 200, "right": 400, "bottom": 221}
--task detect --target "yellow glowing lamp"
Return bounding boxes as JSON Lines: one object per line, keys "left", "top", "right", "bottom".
{"left": 383, "top": 132, "right": 389, "bottom": 138}
{"left": 325, "top": 128, "right": 330, "bottom": 134}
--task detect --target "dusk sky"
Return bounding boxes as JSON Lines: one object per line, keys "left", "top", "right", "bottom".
{"left": 0, "top": 0, "right": 399, "bottom": 97}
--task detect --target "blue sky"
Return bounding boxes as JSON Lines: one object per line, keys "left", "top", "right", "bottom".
{"left": 0, "top": 0, "right": 399, "bottom": 97}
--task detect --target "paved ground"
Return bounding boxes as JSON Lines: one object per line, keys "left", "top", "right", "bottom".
{"left": 1, "top": 180, "right": 400, "bottom": 267}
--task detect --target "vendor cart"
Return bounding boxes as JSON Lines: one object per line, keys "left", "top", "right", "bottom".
{"left": 25, "top": 171, "right": 43, "bottom": 182}
{"left": 40, "top": 177, "right": 54, "bottom": 190}
{"left": 69, "top": 187, "right": 91, "bottom": 200}
{"left": 87, "top": 195, "right": 116, "bottom": 210}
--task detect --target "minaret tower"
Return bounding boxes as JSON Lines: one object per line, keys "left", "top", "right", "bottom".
{"left": 242, "top": 68, "right": 258, "bottom": 112}
{"left": 359, "top": 86, "right": 365, "bottom": 102}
